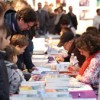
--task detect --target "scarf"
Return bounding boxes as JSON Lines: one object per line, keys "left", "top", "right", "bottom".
{"left": 79, "top": 51, "right": 100, "bottom": 76}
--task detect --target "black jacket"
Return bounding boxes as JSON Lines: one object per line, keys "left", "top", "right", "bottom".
{"left": 0, "top": 51, "right": 9, "bottom": 100}
{"left": 4, "top": 10, "right": 35, "bottom": 70}
{"left": 67, "top": 12, "right": 78, "bottom": 29}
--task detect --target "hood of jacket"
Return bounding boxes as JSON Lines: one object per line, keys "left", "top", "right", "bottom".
{"left": 4, "top": 9, "right": 21, "bottom": 34}
{"left": 5, "top": 60, "right": 18, "bottom": 69}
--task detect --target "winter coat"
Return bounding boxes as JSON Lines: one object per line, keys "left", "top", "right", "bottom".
{"left": 5, "top": 61, "right": 25, "bottom": 94}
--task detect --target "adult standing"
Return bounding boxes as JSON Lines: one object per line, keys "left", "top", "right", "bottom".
{"left": 4, "top": 7, "right": 37, "bottom": 72}
{"left": 93, "top": 9, "right": 100, "bottom": 30}
{"left": 36, "top": 2, "right": 49, "bottom": 35}
{"left": 67, "top": 6, "right": 78, "bottom": 30}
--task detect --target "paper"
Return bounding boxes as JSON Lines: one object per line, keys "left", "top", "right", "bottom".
{"left": 32, "top": 38, "right": 47, "bottom": 52}
{"left": 32, "top": 67, "right": 51, "bottom": 74}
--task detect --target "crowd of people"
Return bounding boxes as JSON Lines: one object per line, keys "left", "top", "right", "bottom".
{"left": 0, "top": 0, "right": 100, "bottom": 100}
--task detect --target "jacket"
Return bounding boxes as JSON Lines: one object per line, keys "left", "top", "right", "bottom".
{"left": 5, "top": 61, "right": 25, "bottom": 94}
{"left": 4, "top": 10, "right": 35, "bottom": 70}
{"left": 0, "top": 51, "right": 9, "bottom": 100}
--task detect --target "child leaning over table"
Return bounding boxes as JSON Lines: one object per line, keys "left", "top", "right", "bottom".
{"left": 4, "top": 45, "right": 26, "bottom": 94}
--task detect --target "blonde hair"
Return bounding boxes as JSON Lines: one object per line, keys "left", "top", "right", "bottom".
{"left": 11, "top": 34, "right": 29, "bottom": 48}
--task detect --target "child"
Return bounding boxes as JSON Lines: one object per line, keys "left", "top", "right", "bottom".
{"left": 10, "top": 34, "right": 29, "bottom": 70}
{"left": 10, "top": 34, "right": 32, "bottom": 81}
{"left": 4, "top": 45, "right": 26, "bottom": 94}
{"left": 0, "top": 24, "right": 11, "bottom": 100}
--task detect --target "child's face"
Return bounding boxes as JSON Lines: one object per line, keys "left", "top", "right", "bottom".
{"left": 0, "top": 33, "right": 11, "bottom": 50}
{"left": 15, "top": 46, "right": 27, "bottom": 55}
{"left": 13, "top": 55, "right": 18, "bottom": 64}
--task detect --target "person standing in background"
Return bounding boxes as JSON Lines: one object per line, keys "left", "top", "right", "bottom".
{"left": 67, "top": 6, "right": 78, "bottom": 30}
{"left": 36, "top": 2, "right": 49, "bottom": 35}
{"left": 93, "top": 9, "right": 100, "bottom": 30}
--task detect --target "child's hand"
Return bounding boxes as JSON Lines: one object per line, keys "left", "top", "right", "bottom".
{"left": 31, "top": 74, "right": 41, "bottom": 81}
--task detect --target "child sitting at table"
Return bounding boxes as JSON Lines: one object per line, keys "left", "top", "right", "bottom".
{"left": 4, "top": 45, "right": 26, "bottom": 94}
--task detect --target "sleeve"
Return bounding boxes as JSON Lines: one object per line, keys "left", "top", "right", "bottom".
{"left": 9, "top": 69, "right": 21, "bottom": 94}
{"left": 93, "top": 17, "right": 97, "bottom": 28}
{"left": 23, "top": 47, "right": 35, "bottom": 70}
{"left": 0, "top": 60, "right": 9, "bottom": 100}
{"left": 80, "top": 57, "right": 100, "bottom": 84}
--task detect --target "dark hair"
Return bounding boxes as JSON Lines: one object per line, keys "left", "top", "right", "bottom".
{"left": 0, "top": 23, "right": 11, "bottom": 39}
{"left": 75, "top": 33, "right": 100, "bottom": 55}
{"left": 96, "top": 8, "right": 100, "bottom": 13}
{"left": 11, "top": 34, "right": 29, "bottom": 48}
{"left": 86, "top": 26, "right": 99, "bottom": 33}
{"left": 84, "top": 27, "right": 100, "bottom": 37}
{"left": 4, "top": 45, "right": 19, "bottom": 62}
{"left": 54, "top": 8, "right": 58, "bottom": 12}
{"left": 16, "top": 7, "right": 37, "bottom": 23}
{"left": 57, "top": 6, "right": 63, "bottom": 11}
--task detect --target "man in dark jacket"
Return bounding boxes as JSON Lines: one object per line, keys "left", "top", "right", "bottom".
{"left": 67, "top": 6, "right": 78, "bottom": 30}
{"left": 4, "top": 7, "right": 37, "bottom": 72}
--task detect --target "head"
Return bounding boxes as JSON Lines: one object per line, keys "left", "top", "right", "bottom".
{"left": 0, "top": 24, "right": 11, "bottom": 50}
{"left": 0, "top": 1, "right": 6, "bottom": 26}
{"left": 63, "top": 34, "right": 80, "bottom": 51}
{"left": 58, "top": 31, "right": 74, "bottom": 47}
{"left": 69, "top": 6, "right": 73, "bottom": 13}
{"left": 4, "top": 45, "right": 19, "bottom": 63}
{"left": 86, "top": 26, "right": 99, "bottom": 33}
{"left": 60, "top": 19, "right": 71, "bottom": 29}
{"left": 75, "top": 33, "right": 100, "bottom": 58}
{"left": 10, "top": 34, "right": 29, "bottom": 54}
{"left": 86, "top": 26, "right": 100, "bottom": 36}
{"left": 38, "top": 2, "right": 42, "bottom": 10}
{"left": 96, "top": 8, "right": 100, "bottom": 16}
{"left": 57, "top": 6, "right": 63, "bottom": 14}
{"left": 12, "top": 0, "right": 29, "bottom": 11}
{"left": 54, "top": 8, "right": 58, "bottom": 15}
{"left": 60, "top": 27, "right": 72, "bottom": 36}
{"left": 16, "top": 7, "right": 37, "bottom": 31}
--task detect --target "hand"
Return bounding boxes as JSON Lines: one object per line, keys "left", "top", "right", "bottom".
{"left": 67, "top": 66, "right": 76, "bottom": 72}
{"left": 67, "top": 66, "right": 80, "bottom": 72}
{"left": 55, "top": 55, "right": 64, "bottom": 62}
{"left": 76, "top": 75, "right": 82, "bottom": 81}
{"left": 31, "top": 74, "right": 41, "bottom": 81}
{"left": 28, "top": 67, "right": 38, "bottom": 73}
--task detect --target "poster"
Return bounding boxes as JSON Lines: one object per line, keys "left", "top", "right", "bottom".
{"left": 79, "top": 9, "right": 94, "bottom": 20}
{"left": 97, "top": 0, "right": 100, "bottom": 6}
{"left": 79, "top": 0, "right": 89, "bottom": 6}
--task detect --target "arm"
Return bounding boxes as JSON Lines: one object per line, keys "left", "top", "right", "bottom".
{"left": 0, "top": 60, "right": 9, "bottom": 100}
{"left": 77, "top": 57, "right": 100, "bottom": 84}
{"left": 23, "top": 47, "right": 35, "bottom": 70}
